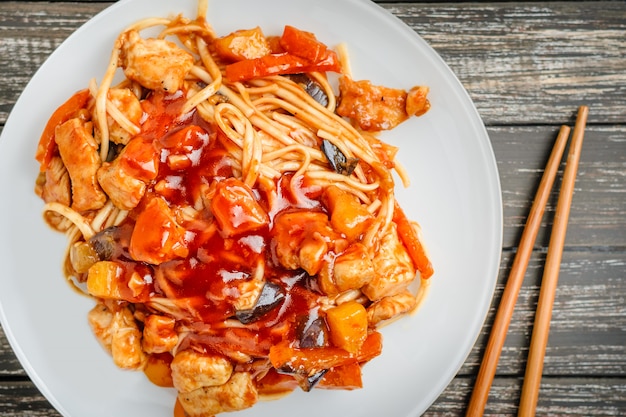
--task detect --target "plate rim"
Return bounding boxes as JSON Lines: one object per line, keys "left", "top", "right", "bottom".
{"left": 0, "top": 0, "right": 503, "bottom": 416}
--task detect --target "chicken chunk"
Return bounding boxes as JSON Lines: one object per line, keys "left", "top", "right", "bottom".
{"left": 111, "top": 322, "right": 146, "bottom": 370}
{"left": 171, "top": 350, "right": 233, "bottom": 393}
{"left": 336, "top": 76, "right": 430, "bottom": 131}
{"left": 120, "top": 30, "right": 194, "bottom": 92}
{"left": 332, "top": 243, "right": 375, "bottom": 293}
{"left": 361, "top": 224, "right": 416, "bottom": 301}
{"left": 142, "top": 315, "right": 178, "bottom": 354}
{"left": 55, "top": 118, "right": 106, "bottom": 211}
{"left": 271, "top": 211, "right": 339, "bottom": 275}
{"left": 105, "top": 88, "right": 143, "bottom": 145}
{"left": 177, "top": 372, "right": 258, "bottom": 417}
{"left": 40, "top": 155, "right": 71, "bottom": 206}
{"left": 213, "top": 27, "right": 271, "bottom": 62}
{"left": 129, "top": 197, "right": 189, "bottom": 264}
{"left": 97, "top": 160, "right": 145, "bottom": 210}
{"left": 210, "top": 178, "right": 270, "bottom": 238}
{"left": 87, "top": 303, "right": 115, "bottom": 352}
{"left": 87, "top": 302, "right": 146, "bottom": 370}
{"left": 367, "top": 290, "right": 417, "bottom": 325}
{"left": 406, "top": 85, "right": 431, "bottom": 117}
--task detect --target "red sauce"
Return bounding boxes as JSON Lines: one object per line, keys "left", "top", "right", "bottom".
{"left": 114, "top": 90, "right": 330, "bottom": 357}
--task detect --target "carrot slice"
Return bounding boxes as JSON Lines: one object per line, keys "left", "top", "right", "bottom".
{"left": 269, "top": 331, "right": 382, "bottom": 375}
{"left": 393, "top": 200, "right": 434, "bottom": 279}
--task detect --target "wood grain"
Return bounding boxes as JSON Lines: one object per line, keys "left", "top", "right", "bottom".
{"left": 0, "top": 1, "right": 625, "bottom": 416}
{"left": 390, "top": 2, "right": 626, "bottom": 125}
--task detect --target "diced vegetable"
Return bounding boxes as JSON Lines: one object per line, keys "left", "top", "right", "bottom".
{"left": 70, "top": 241, "right": 101, "bottom": 274}
{"left": 235, "top": 282, "right": 285, "bottom": 324}
{"left": 269, "top": 341, "right": 352, "bottom": 375}
{"left": 289, "top": 74, "right": 329, "bottom": 107}
{"left": 321, "top": 140, "right": 359, "bottom": 176}
{"left": 354, "top": 330, "right": 383, "bottom": 363}
{"left": 86, "top": 260, "right": 124, "bottom": 299}
{"left": 296, "top": 313, "right": 329, "bottom": 348}
{"left": 118, "top": 136, "right": 159, "bottom": 181}
{"left": 298, "top": 369, "right": 328, "bottom": 392}
{"left": 318, "top": 362, "right": 363, "bottom": 390}
{"left": 269, "top": 331, "right": 382, "bottom": 375}
{"left": 144, "top": 353, "right": 174, "bottom": 387}
{"left": 393, "top": 200, "right": 434, "bottom": 279}
{"left": 323, "top": 185, "right": 373, "bottom": 240}
{"left": 36, "top": 89, "right": 91, "bottom": 171}
{"left": 255, "top": 368, "right": 299, "bottom": 396}
{"left": 71, "top": 226, "right": 124, "bottom": 274}
{"left": 325, "top": 301, "right": 368, "bottom": 354}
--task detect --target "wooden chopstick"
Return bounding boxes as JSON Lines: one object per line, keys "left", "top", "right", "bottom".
{"left": 518, "top": 105, "right": 589, "bottom": 417}
{"left": 466, "top": 109, "right": 584, "bottom": 417}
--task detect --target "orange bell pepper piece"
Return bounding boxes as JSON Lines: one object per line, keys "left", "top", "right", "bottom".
{"left": 35, "top": 89, "right": 91, "bottom": 171}
{"left": 325, "top": 301, "right": 368, "bottom": 354}
{"left": 318, "top": 362, "right": 363, "bottom": 390}
{"left": 279, "top": 25, "right": 328, "bottom": 63}
{"left": 393, "top": 200, "right": 434, "bottom": 279}
{"left": 269, "top": 330, "right": 383, "bottom": 375}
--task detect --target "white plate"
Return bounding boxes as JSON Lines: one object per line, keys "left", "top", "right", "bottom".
{"left": 0, "top": 0, "right": 502, "bottom": 416}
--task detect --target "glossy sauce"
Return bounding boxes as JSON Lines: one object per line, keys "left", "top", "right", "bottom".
{"left": 114, "top": 90, "right": 331, "bottom": 356}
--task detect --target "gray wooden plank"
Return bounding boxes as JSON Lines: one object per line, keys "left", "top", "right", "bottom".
{"left": 459, "top": 251, "right": 626, "bottom": 377}
{"left": 0, "top": 327, "right": 24, "bottom": 378}
{"left": 0, "top": 2, "right": 109, "bottom": 120}
{"left": 388, "top": 1, "right": 626, "bottom": 125}
{"left": 1, "top": 377, "right": 624, "bottom": 417}
{"left": 426, "top": 377, "right": 626, "bottom": 416}
{"left": 492, "top": 124, "right": 626, "bottom": 249}
{"left": 0, "top": 381, "right": 61, "bottom": 417}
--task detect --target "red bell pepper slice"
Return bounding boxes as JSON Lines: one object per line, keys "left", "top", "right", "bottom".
{"left": 224, "top": 25, "right": 341, "bottom": 82}
{"left": 35, "top": 89, "right": 91, "bottom": 171}
{"left": 225, "top": 51, "right": 341, "bottom": 82}
{"left": 279, "top": 25, "right": 328, "bottom": 63}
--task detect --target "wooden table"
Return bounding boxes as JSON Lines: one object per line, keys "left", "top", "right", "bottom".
{"left": 1, "top": 1, "right": 625, "bottom": 415}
